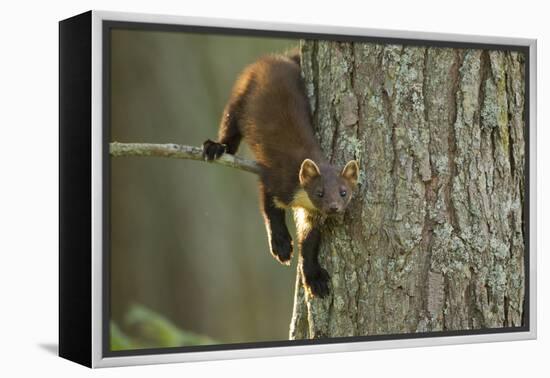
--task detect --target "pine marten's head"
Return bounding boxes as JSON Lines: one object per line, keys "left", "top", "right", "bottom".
{"left": 297, "top": 158, "right": 359, "bottom": 215}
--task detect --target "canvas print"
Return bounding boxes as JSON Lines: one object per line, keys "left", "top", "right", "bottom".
{"left": 107, "top": 26, "right": 527, "bottom": 353}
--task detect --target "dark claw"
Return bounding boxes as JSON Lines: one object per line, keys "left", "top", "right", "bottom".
{"left": 303, "top": 266, "right": 330, "bottom": 298}
{"left": 202, "top": 139, "right": 227, "bottom": 161}
{"left": 270, "top": 232, "right": 293, "bottom": 265}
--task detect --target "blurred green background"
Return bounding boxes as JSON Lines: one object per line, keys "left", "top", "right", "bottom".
{"left": 109, "top": 29, "right": 299, "bottom": 350}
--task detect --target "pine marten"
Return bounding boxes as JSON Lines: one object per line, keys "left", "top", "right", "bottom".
{"left": 202, "top": 52, "right": 359, "bottom": 298}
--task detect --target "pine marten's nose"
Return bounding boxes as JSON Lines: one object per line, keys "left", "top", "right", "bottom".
{"left": 329, "top": 204, "right": 340, "bottom": 213}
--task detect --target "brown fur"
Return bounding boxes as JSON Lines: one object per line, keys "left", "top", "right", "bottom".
{"left": 202, "top": 53, "right": 359, "bottom": 297}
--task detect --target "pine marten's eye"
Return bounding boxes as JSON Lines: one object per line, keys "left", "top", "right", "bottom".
{"left": 340, "top": 190, "right": 347, "bottom": 197}
{"left": 317, "top": 190, "right": 324, "bottom": 198}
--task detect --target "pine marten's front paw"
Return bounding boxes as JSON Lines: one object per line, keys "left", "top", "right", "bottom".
{"left": 202, "top": 139, "right": 227, "bottom": 161}
{"left": 270, "top": 232, "right": 293, "bottom": 265}
{"left": 302, "top": 265, "right": 330, "bottom": 298}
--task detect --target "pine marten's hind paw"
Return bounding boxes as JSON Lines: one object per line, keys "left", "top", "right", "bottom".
{"left": 202, "top": 139, "right": 227, "bottom": 161}
{"left": 270, "top": 233, "right": 293, "bottom": 265}
{"left": 303, "top": 267, "right": 330, "bottom": 298}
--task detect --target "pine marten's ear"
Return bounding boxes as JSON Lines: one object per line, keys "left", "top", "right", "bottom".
{"left": 341, "top": 160, "right": 359, "bottom": 186}
{"left": 299, "top": 159, "right": 321, "bottom": 185}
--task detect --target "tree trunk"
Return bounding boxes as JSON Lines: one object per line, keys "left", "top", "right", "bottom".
{"left": 290, "top": 40, "right": 526, "bottom": 339}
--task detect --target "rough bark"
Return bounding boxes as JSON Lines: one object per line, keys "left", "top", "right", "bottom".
{"left": 290, "top": 41, "right": 525, "bottom": 339}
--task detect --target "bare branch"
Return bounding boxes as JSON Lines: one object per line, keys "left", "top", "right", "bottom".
{"left": 109, "top": 142, "right": 261, "bottom": 175}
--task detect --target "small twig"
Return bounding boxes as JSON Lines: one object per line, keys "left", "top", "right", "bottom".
{"left": 109, "top": 142, "right": 261, "bottom": 175}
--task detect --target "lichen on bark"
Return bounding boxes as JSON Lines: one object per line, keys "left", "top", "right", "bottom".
{"left": 290, "top": 40, "right": 526, "bottom": 339}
